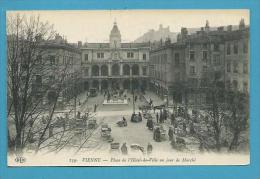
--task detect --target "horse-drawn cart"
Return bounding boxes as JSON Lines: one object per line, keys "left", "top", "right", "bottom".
{"left": 101, "top": 124, "right": 113, "bottom": 141}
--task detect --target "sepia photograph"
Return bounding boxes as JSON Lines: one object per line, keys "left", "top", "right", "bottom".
{"left": 7, "top": 10, "right": 250, "bottom": 166}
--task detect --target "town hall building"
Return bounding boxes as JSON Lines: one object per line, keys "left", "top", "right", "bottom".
{"left": 79, "top": 22, "right": 150, "bottom": 92}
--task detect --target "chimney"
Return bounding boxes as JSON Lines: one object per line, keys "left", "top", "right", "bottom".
{"left": 181, "top": 27, "right": 188, "bottom": 36}
{"left": 205, "top": 20, "right": 210, "bottom": 32}
{"left": 78, "top": 41, "right": 82, "bottom": 48}
{"left": 196, "top": 27, "right": 204, "bottom": 35}
{"left": 227, "top": 25, "right": 232, "bottom": 31}
{"left": 239, "top": 18, "right": 245, "bottom": 30}
{"left": 217, "top": 26, "right": 224, "bottom": 31}
{"left": 165, "top": 37, "right": 171, "bottom": 45}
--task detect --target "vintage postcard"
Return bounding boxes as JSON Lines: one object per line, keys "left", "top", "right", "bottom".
{"left": 7, "top": 10, "right": 250, "bottom": 166}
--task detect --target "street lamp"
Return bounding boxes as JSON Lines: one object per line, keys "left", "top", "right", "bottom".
{"left": 132, "top": 78, "right": 135, "bottom": 114}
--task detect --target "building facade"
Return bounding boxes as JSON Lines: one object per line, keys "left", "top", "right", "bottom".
{"left": 149, "top": 19, "right": 249, "bottom": 106}
{"left": 33, "top": 34, "right": 81, "bottom": 103}
{"left": 149, "top": 40, "right": 186, "bottom": 104}
{"left": 80, "top": 22, "right": 150, "bottom": 92}
{"left": 224, "top": 20, "right": 249, "bottom": 94}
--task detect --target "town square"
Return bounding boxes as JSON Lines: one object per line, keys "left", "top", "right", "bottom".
{"left": 7, "top": 10, "right": 249, "bottom": 163}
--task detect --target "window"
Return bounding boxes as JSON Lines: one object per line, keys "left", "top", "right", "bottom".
{"left": 143, "top": 53, "right": 147, "bottom": 60}
{"left": 114, "top": 52, "right": 118, "bottom": 59}
{"left": 69, "top": 57, "right": 73, "bottom": 65}
{"left": 56, "top": 57, "right": 60, "bottom": 65}
{"left": 243, "top": 82, "right": 248, "bottom": 92}
{"left": 227, "top": 63, "right": 231, "bottom": 72}
{"left": 175, "top": 53, "right": 180, "bottom": 67}
{"left": 233, "top": 42, "right": 238, "bottom": 54}
{"left": 163, "top": 54, "right": 167, "bottom": 63}
{"left": 202, "top": 51, "right": 208, "bottom": 60}
{"left": 84, "top": 68, "right": 89, "bottom": 76}
{"left": 35, "top": 75, "right": 42, "bottom": 85}
{"left": 190, "top": 51, "right": 195, "bottom": 61}
{"left": 243, "top": 63, "right": 248, "bottom": 74}
{"left": 97, "top": 52, "right": 104, "bottom": 58}
{"left": 190, "top": 66, "right": 195, "bottom": 75}
{"left": 226, "top": 80, "right": 231, "bottom": 89}
{"left": 213, "top": 55, "right": 220, "bottom": 65}
{"left": 175, "top": 72, "right": 180, "bottom": 81}
{"left": 202, "top": 66, "right": 207, "bottom": 72}
{"left": 243, "top": 42, "right": 248, "bottom": 54}
{"left": 63, "top": 56, "right": 66, "bottom": 64}
{"left": 213, "top": 44, "right": 219, "bottom": 51}
{"left": 233, "top": 62, "right": 238, "bottom": 73}
{"left": 84, "top": 54, "right": 88, "bottom": 61}
{"left": 233, "top": 80, "right": 238, "bottom": 90}
{"left": 49, "top": 55, "right": 55, "bottom": 65}
{"left": 227, "top": 43, "right": 231, "bottom": 55}
{"left": 127, "top": 52, "right": 134, "bottom": 58}
{"left": 142, "top": 66, "right": 147, "bottom": 76}
{"left": 113, "top": 40, "right": 117, "bottom": 48}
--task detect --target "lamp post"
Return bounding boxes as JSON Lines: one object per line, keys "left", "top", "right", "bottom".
{"left": 132, "top": 78, "right": 135, "bottom": 114}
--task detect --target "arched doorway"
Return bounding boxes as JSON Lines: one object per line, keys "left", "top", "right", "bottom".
{"left": 92, "top": 80, "right": 99, "bottom": 89}
{"left": 132, "top": 79, "right": 139, "bottom": 90}
{"left": 92, "top": 65, "right": 99, "bottom": 76}
{"left": 101, "top": 80, "right": 108, "bottom": 90}
{"left": 123, "top": 79, "right": 130, "bottom": 89}
{"left": 84, "top": 81, "right": 89, "bottom": 91}
{"left": 111, "top": 79, "right": 120, "bottom": 90}
{"left": 112, "top": 64, "right": 120, "bottom": 76}
{"left": 123, "top": 64, "right": 130, "bottom": 76}
{"left": 132, "top": 64, "right": 139, "bottom": 76}
{"left": 140, "top": 80, "right": 147, "bottom": 91}
{"left": 101, "top": 65, "right": 108, "bottom": 76}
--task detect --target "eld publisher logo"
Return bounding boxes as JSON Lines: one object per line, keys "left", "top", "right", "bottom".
{"left": 15, "top": 156, "right": 26, "bottom": 163}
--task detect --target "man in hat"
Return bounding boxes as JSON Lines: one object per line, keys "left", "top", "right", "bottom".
{"left": 121, "top": 143, "right": 128, "bottom": 155}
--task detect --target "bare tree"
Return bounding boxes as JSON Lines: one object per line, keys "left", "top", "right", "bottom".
{"left": 187, "top": 67, "right": 227, "bottom": 152}
{"left": 6, "top": 13, "right": 77, "bottom": 154}
{"left": 225, "top": 91, "right": 249, "bottom": 151}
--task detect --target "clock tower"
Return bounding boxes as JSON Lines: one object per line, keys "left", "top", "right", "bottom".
{"left": 109, "top": 22, "right": 121, "bottom": 49}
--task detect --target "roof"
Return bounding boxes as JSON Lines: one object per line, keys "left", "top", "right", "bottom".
{"left": 110, "top": 22, "right": 121, "bottom": 36}
{"left": 81, "top": 42, "right": 150, "bottom": 49}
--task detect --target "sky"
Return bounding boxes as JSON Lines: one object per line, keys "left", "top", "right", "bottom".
{"left": 7, "top": 10, "right": 249, "bottom": 43}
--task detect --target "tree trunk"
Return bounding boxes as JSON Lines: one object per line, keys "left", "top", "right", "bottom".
{"left": 15, "top": 130, "right": 23, "bottom": 154}
{"left": 229, "top": 131, "right": 240, "bottom": 151}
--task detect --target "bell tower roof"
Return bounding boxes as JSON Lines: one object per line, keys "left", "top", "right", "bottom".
{"left": 110, "top": 21, "right": 121, "bottom": 36}
{"left": 109, "top": 21, "right": 121, "bottom": 48}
